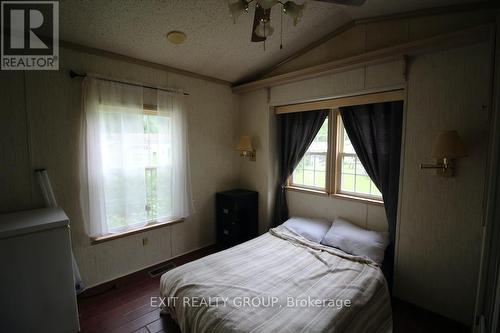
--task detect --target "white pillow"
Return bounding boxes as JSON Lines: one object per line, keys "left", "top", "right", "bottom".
{"left": 320, "top": 218, "right": 389, "bottom": 265}
{"left": 283, "top": 216, "right": 332, "bottom": 243}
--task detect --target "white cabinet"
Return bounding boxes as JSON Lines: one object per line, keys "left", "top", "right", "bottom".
{"left": 0, "top": 208, "right": 80, "bottom": 333}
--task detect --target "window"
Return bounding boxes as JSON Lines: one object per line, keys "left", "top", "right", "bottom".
{"left": 336, "top": 115, "right": 382, "bottom": 200}
{"left": 290, "top": 117, "right": 329, "bottom": 191}
{"left": 81, "top": 78, "right": 192, "bottom": 240}
{"left": 143, "top": 112, "right": 172, "bottom": 223}
{"left": 99, "top": 108, "right": 174, "bottom": 233}
{"left": 288, "top": 110, "right": 383, "bottom": 203}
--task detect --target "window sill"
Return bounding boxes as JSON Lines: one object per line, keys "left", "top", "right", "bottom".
{"left": 332, "top": 193, "right": 384, "bottom": 206}
{"left": 90, "top": 218, "right": 184, "bottom": 245}
{"left": 285, "top": 186, "right": 329, "bottom": 196}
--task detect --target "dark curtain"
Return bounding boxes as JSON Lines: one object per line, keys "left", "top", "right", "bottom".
{"left": 273, "top": 109, "right": 330, "bottom": 227}
{"left": 339, "top": 101, "right": 404, "bottom": 290}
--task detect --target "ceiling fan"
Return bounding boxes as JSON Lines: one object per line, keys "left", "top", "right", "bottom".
{"left": 228, "top": 0, "right": 367, "bottom": 47}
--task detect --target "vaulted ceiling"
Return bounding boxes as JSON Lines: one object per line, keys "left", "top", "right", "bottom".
{"left": 59, "top": 0, "right": 483, "bottom": 83}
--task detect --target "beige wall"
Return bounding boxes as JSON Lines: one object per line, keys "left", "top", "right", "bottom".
{"left": 236, "top": 12, "right": 495, "bottom": 325}
{"left": 0, "top": 72, "right": 32, "bottom": 213}
{"left": 0, "top": 6, "right": 495, "bottom": 326}
{"left": 265, "top": 9, "right": 496, "bottom": 77}
{"left": 394, "top": 42, "right": 491, "bottom": 324}
{"left": 238, "top": 60, "right": 405, "bottom": 231}
{"left": 287, "top": 192, "right": 388, "bottom": 232}
{"left": 237, "top": 89, "right": 279, "bottom": 234}
{"left": 238, "top": 90, "right": 271, "bottom": 233}
{"left": 0, "top": 47, "right": 239, "bottom": 287}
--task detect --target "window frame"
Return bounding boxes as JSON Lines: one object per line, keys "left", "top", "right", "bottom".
{"left": 288, "top": 112, "right": 332, "bottom": 194}
{"left": 91, "top": 104, "right": 183, "bottom": 245}
{"left": 334, "top": 112, "right": 383, "bottom": 202}
{"left": 142, "top": 107, "right": 171, "bottom": 225}
{"left": 286, "top": 109, "right": 383, "bottom": 205}
{"left": 134, "top": 106, "right": 177, "bottom": 225}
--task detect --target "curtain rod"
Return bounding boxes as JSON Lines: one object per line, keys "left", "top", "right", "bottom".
{"left": 69, "top": 70, "right": 190, "bottom": 96}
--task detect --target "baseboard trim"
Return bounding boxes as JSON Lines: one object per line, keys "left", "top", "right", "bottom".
{"left": 78, "top": 244, "right": 218, "bottom": 298}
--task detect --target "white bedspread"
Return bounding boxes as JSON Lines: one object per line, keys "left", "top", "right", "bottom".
{"left": 160, "top": 225, "right": 392, "bottom": 333}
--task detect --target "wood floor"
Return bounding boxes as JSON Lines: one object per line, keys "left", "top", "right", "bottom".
{"left": 78, "top": 246, "right": 469, "bottom": 333}
{"left": 77, "top": 247, "right": 213, "bottom": 333}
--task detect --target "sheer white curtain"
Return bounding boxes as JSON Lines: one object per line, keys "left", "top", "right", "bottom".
{"left": 80, "top": 77, "right": 193, "bottom": 238}
{"left": 157, "top": 90, "right": 193, "bottom": 219}
{"left": 80, "top": 78, "right": 145, "bottom": 237}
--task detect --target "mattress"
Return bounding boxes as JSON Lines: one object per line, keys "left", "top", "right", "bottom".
{"left": 160, "top": 225, "right": 392, "bottom": 333}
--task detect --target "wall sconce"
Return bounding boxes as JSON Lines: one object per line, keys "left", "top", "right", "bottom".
{"left": 237, "top": 135, "right": 256, "bottom": 161}
{"left": 420, "top": 130, "right": 467, "bottom": 177}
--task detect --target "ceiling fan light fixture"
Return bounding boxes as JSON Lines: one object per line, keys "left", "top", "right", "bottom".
{"left": 228, "top": 0, "right": 249, "bottom": 19}
{"left": 283, "top": 1, "right": 305, "bottom": 26}
{"left": 231, "top": 0, "right": 366, "bottom": 48}
{"left": 257, "top": 0, "right": 278, "bottom": 10}
{"left": 254, "top": 20, "right": 274, "bottom": 38}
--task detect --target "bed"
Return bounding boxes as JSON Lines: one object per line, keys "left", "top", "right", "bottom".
{"left": 160, "top": 225, "right": 392, "bottom": 333}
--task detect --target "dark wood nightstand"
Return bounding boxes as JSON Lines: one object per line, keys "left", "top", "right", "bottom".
{"left": 216, "top": 189, "right": 258, "bottom": 249}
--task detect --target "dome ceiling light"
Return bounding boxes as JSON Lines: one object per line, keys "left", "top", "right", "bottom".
{"left": 166, "top": 31, "right": 187, "bottom": 45}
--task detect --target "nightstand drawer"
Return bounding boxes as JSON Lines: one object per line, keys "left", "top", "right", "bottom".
{"left": 216, "top": 189, "right": 258, "bottom": 248}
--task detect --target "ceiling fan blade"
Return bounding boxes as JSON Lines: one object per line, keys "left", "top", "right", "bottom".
{"left": 251, "top": 5, "right": 269, "bottom": 42}
{"left": 314, "top": 0, "right": 367, "bottom": 6}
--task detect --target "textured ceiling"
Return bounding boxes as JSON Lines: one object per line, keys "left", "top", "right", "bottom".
{"left": 59, "top": 0, "right": 482, "bottom": 83}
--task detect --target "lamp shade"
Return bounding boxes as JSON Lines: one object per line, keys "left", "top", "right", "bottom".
{"left": 237, "top": 136, "right": 253, "bottom": 151}
{"left": 431, "top": 130, "right": 467, "bottom": 159}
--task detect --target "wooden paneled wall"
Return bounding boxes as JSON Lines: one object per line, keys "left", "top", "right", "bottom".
{"left": 395, "top": 42, "right": 491, "bottom": 324}
{"left": 0, "top": 47, "right": 240, "bottom": 287}
{"left": 236, "top": 10, "right": 496, "bottom": 325}
{"left": 263, "top": 9, "right": 496, "bottom": 78}
{"left": 0, "top": 73, "right": 32, "bottom": 212}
